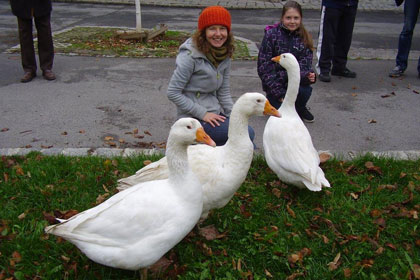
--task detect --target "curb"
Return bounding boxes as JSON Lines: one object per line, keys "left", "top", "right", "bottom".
{"left": 1, "top": 148, "right": 420, "bottom": 161}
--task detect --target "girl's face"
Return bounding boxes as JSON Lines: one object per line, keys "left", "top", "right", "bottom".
{"left": 205, "top": 25, "right": 228, "bottom": 48}
{"left": 281, "top": 8, "right": 302, "bottom": 32}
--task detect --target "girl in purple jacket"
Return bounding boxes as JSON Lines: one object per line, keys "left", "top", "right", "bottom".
{"left": 257, "top": 0, "right": 316, "bottom": 122}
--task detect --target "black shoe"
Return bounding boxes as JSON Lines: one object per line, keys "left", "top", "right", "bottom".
{"left": 21, "top": 71, "right": 36, "bottom": 83}
{"left": 297, "top": 107, "right": 314, "bottom": 123}
{"left": 389, "top": 66, "right": 404, "bottom": 78}
{"left": 331, "top": 68, "right": 356, "bottom": 78}
{"left": 319, "top": 72, "right": 331, "bottom": 82}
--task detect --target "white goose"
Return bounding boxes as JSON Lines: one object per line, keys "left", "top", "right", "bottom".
{"left": 117, "top": 92, "right": 280, "bottom": 219}
{"left": 45, "top": 118, "right": 215, "bottom": 270}
{"left": 263, "top": 53, "right": 330, "bottom": 191}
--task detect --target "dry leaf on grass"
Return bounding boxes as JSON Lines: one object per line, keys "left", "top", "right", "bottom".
{"left": 328, "top": 252, "right": 341, "bottom": 271}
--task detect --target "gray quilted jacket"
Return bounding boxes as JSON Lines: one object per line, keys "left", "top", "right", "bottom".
{"left": 167, "top": 38, "right": 233, "bottom": 120}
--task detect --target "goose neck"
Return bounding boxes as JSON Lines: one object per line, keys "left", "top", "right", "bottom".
{"left": 282, "top": 66, "right": 301, "bottom": 106}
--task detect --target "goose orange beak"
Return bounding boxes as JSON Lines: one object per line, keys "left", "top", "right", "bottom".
{"left": 196, "top": 127, "right": 216, "bottom": 147}
{"left": 271, "top": 55, "right": 281, "bottom": 63}
{"left": 264, "top": 100, "right": 281, "bottom": 117}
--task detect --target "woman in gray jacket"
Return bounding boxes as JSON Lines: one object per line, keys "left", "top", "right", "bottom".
{"left": 167, "top": 6, "right": 255, "bottom": 146}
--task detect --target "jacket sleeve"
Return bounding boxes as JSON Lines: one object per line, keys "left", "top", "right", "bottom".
{"left": 216, "top": 59, "right": 233, "bottom": 116}
{"left": 167, "top": 51, "right": 208, "bottom": 119}
{"left": 257, "top": 32, "right": 288, "bottom": 98}
{"left": 299, "top": 47, "right": 314, "bottom": 86}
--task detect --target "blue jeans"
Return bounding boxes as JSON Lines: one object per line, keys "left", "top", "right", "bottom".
{"left": 200, "top": 117, "right": 255, "bottom": 147}
{"left": 266, "top": 85, "right": 312, "bottom": 110}
{"left": 396, "top": 0, "right": 420, "bottom": 73}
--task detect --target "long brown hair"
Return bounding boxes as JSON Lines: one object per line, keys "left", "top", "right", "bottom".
{"left": 282, "top": 0, "right": 314, "bottom": 50}
{"left": 192, "top": 28, "right": 235, "bottom": 58}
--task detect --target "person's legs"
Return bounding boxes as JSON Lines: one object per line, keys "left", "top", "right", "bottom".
{"left": 395, "top": 0, "right": 420, "bottom": 71}
{"left": 316, "top": 6, "right": 340, "bottom": 75}
{"left": 17, "top": 17, "right": 36, "bottom": 74}
{"left": 332, "top": 5, "right": 357, "bottom": 74}
{"left": 34, "top": 14, "right": 54, "bottom": 73}
{"left": 295, "top": 86, "right": 314, "bottom": 123}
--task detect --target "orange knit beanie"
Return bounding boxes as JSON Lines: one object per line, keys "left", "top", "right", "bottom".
{"left": 198, "top": 6, "right": 231, "bottom": 32}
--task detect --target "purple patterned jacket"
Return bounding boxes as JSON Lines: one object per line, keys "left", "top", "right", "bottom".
{"left": 257, "top": 23, "right": 314, "bottom": 100}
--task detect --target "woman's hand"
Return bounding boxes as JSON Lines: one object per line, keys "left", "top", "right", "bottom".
{"left": 307, "top": 72, "right": 316, "bottom": 83}
{"left": 203, "top": 112, "right": 226, "bottom": 127}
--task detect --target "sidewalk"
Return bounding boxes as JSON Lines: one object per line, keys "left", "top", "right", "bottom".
{"left": 54, "top": 0, "right": 404, "bottom": 12}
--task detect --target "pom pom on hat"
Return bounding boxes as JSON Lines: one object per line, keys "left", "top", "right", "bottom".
{"left": 198, "top": 6, "right": 231, "bottom": 32}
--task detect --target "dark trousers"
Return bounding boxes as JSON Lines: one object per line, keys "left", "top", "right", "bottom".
{"left": 200, "top": 117, "right": 255, "bottom": 147}
{"left": 316, "top": 5, "right": 357, "bottom": 74}
{"left": 266, "top": 85, "right": 312, "bottom": 111}
{"left": 396, "top": 0, "right": 420, "bottom": 73}
{"left": 17, "top": 14, "right": 54, "bottom": 73}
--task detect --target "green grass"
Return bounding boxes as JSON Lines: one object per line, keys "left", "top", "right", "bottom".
{"left": 7, "top": 26, "right": 253, "bottom": 59}
{"left": 0, "top": 153, "right": 419, "bottom": 279}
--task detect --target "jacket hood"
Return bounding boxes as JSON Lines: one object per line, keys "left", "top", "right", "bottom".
{"left": 179, "top": 38, "right": 206, "bottom": 58}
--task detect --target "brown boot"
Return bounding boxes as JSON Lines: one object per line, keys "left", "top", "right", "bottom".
{"left": 43, "top": 70, "right": 56, "bottom": 81}
{"left": 21, "top": 71, "right": 36, "bottom": 83}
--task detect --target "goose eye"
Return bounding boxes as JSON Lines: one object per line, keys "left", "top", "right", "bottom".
{"left": 256, "top": 99, "right": 262, "bottom": 103}
{"left": 186, "top": 125, "right": 192, "bottom": 129}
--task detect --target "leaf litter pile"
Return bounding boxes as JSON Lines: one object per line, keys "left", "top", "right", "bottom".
{"left": 0, "top": 153, "right": 419, "bottom": 279}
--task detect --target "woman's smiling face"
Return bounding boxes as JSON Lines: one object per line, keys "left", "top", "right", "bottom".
{"left": 282, "top": 8, "right": 302, "bottom": 32}
{"left": 205, "top": 25, "right": 228, "bottom": 48}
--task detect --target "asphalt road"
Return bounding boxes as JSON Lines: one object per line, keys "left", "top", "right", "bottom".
{"left": 0, "top": 2, "right": 419, "bottom": 155}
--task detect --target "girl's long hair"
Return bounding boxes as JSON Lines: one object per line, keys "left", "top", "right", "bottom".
{"left": 282, "top": 0, "right": 314, "bottom": 50}
{"left": 192, "top": 28, "right": 235, "bottom": 57}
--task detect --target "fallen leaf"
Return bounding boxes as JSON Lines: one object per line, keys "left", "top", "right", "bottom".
{"left": 375, "top": 247, "right": 384, "bottom": 254}
{"left": 104, "top": 136, "right": 114, "bottom": 141}
{"left": 343, "top": 268, "right": 352, "bottom": 278}
{"left": 322, "top": 235, "right": 329, "bottom": 244}
{"left": 286, "top": 272, "right": 304, "bottom": 280}
{"left": 265, "top": 269, "right": 273, "bottom": 278}
{"left": 118, "top": 138, "right": 125, "bottom": 143}
{"left": 105, "top": 141, "right": 116, "bottom": 147}
{"left": 133, "top": 128, "right": 139, "bottom": 134}
{"left": 385, "top": 243, "right": 397, "bottom": 250}
{"left": 1, "top": 128, "right": 9, "bottom": 132}
{"left": 40, "top": 145, "right": 53, "bottom": 149}
{"left": 368, "top": 119, "right": 377, "bottom": 124}
{"left": 413, "top": 90, "right": 419, "bottom": 94}
{"left": 286, "top": 202, "right": 296, "bottom": 218}
{"left": 373, "top": 217, "right": 386, "bottom": 228}
{"left": 61, "top": 131, "right": 68, "bottom": 135}
{"left": 416, "top": 239, "right": 420, "bottom": 247}
{"left": 199, "top": 225, "right": 220, "bottom": 241}
{"left": 79, "top": 130, "right": 85, "bottom": 134}
{"left": 350, "top": 192, "right": 359, "bottom": 200}
{"left": 149, "top": 256, "right": 173, "bottom": 275}
{"left": 61, "top": 255, "right": 70, "bottom": 262}
{"left": 272, "top": 188, "right": 281, "bottom": 198}
{"left": 413, "top": 264, "right": 420, "bottom": 279}
{"left": 17, "top": 213, "right": 26, "bottom": 220}
{"left": 14, "top": 166, "right": 24, "bottom": 176}
{"left": 143, "top": 160, "right": 152, "bottom": 166}
{"left": 359, "top": 259, "right": 374, "bottom": 268}
{"left": 144, "top": 130, "right": 152, "bottom": 136}
{"left": 319, "top": 152, "right": 331, "bottom": 163}
{"left": 328, "top": 252, "right": 341, "bottom": 271}
{"left": 381, "top": 92, "right": 396, "bottom": 98}
{"left": 96, "top": 193, "right": 110, "bottom": 204}
{"left": 378, "top": 184, "right": 397, "bottom": 191}
{"left": 370, "top": 209, "right": 382, "bottom": 218}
